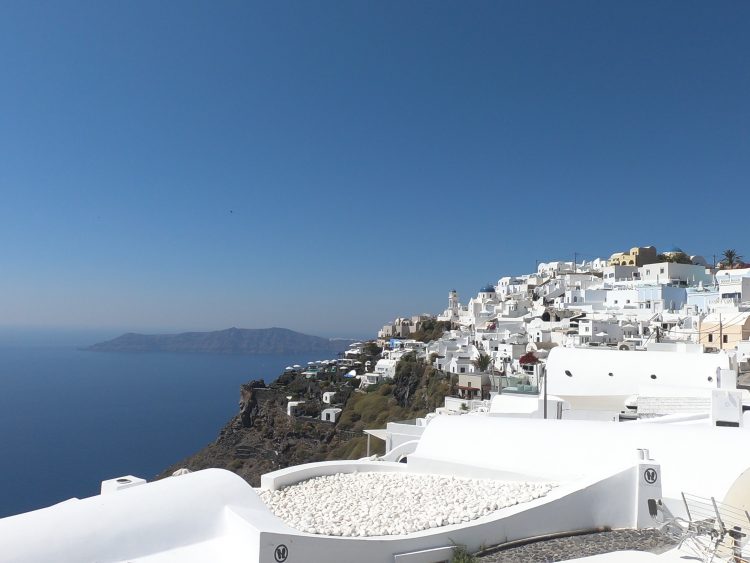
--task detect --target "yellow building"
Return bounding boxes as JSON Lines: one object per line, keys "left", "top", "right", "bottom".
{"left": 699, "top": 312, "right": 750, "bottom": 351}
{"left": 608, "top": 246, "right": 658, "bottom": 267}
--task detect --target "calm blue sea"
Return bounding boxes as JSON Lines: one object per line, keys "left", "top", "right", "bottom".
{"left": 0, "top": 346, "right": 314, "bottom": 518}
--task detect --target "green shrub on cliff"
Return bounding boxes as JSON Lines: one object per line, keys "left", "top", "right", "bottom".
{"left": 407, "top": 320, "right": 452, "bottom": 343}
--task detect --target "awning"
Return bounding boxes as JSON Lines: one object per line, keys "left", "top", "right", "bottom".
{"left": 364, "top": 429, "right": 388, "bottom": 441}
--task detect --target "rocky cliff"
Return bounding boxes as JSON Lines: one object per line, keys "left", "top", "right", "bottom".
{"left": 160, "top": 355, "right": 455, "bottom": 485}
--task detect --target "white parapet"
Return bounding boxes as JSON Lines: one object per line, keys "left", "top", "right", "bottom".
{"left": 101, "top": 475, "right": 147, "bottom": 495}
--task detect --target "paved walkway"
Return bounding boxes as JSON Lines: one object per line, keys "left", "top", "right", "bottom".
{"left": 475, "top": 529, "right": 678, "bottom": 562}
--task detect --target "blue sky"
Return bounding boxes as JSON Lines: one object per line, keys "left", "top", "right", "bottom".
{"left": 0, "top": 1, "right": 748, "bottom": 340}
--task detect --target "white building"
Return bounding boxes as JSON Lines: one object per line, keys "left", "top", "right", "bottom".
{"left": 601, "top": 265, "right": 639, "bottom": 282}
{"left": 537, "top": 261, "right": 576, "bottom": 277}
{"left": 638, "top": 262, "right": 712, "bottom": 286}
{"left": 373, "top": 359, "right": 397, "bottom": 379}
{"left": 320, "top": 408, "right": 342, "bottom": 423}
{"left": 686, "top": 286, "right": 721, "bottom": 314}
{"left": 576, "top": 318, "right": 624, "bottom": 345}
{"left": 718, "top": 273, "right": 750, "bottom": 302}
{"left": 447, "top": 355, "right": 475, "bottom": 374}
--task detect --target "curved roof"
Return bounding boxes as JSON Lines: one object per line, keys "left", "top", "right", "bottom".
{"left": 480, "top": 284, "right": 495, "bottom": 293}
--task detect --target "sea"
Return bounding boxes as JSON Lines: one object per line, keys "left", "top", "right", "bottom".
{"left": 0, "top": 344, "right": 317, "bottom": 518}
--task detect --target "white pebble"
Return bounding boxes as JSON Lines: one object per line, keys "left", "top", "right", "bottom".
{"left": 258, "top": 472, "right": 556, "bottom": 537}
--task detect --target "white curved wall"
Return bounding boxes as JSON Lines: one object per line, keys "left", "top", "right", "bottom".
{"left": 409, "top": 415, "right": 750, "bottom": 505}
{"left": 546, "top": 347, "right": 731, "bottom": 409}
{"left": 0, "top": 469, "right": 272, "bottom": 563}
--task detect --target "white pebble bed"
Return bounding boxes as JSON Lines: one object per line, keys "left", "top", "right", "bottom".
{"left": 258, "top": 472, "right": 556, "bottom": 537}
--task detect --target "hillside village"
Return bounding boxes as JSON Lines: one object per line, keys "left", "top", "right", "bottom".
{"left": 367, "top": 245, "right": 750, "bottom": 405}
{"left": 235, "top": 244, "right": 750, "bottom": 436}
{"left": 165, "top": 244, "right": 750, "bottom": 486}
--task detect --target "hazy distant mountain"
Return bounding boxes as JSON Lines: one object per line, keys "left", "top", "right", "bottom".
{"left": 87, "top": 327, "right": 355, "bottom": 355}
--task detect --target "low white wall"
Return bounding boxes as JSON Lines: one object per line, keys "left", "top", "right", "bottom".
{"left": 546, "top": 347, "right": 730, "bottom": 409}
{"left": 260, "top": 460, "right": 410, "bottom": 491}
{"left": 385, "top": 421, "right": 425, "bottom": 452}
{"left": 0, "top": 456, "right": 650, "bottom": 562}
{"left": 0, "top": 469, "right": 268, "bottom": 563}
{"left": 410, "top": 415, "right": 750, "bottom": 504}
{"left": 253, "top": 466, "right": 640, "bottom": 563}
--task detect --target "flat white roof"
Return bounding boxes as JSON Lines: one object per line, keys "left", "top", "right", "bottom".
{"left": 363, "top": 428, "right": 388, "bottom": 441}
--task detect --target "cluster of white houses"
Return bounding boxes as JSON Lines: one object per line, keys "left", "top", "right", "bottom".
{"left": 368, "top": 246, "right": 750, "bottom": 404}
{"left": 377, "top": 314, "right": 433, "bottom": 341}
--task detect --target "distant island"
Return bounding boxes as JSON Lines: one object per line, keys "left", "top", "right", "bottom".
{"left": 87, "top": 327, "right": 355, "bottom": 355}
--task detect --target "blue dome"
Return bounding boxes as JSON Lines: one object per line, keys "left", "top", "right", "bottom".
{"left": 480, "top": 284, "right": 496, "bottom": 293}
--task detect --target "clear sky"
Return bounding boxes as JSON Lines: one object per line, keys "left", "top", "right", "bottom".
{"left": 1, "top": 1, "right": 748, "bottom": 340}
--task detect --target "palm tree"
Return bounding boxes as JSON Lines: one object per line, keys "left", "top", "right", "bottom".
{"left": 472, "top": 352, "right": 492, "bottom": 372}
{"left": 721, "top": 249, "right": 743, "bottom": 268}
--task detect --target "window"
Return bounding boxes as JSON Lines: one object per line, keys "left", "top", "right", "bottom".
{"left": 708, "top": 334, "right": 713, "bottom": 343}
{"left": 660, "top": 268, "right": 665, "bottom": 274}
{"left": 723, "top": 335, "right": 728, "bottom": 344}
{"left": 460, "top": 367, "right": 465, "bottom": 373}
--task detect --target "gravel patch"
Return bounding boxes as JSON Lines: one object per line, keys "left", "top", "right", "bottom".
{"left": 476, "top": 529, "right": 678, "bottom": 562}
{"left": 258, "top": 472, "right": 556, "bottom": 537}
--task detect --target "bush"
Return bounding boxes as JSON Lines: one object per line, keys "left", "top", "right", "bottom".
{"left": 379, "top": 383, "right": 393, "bottom": 396}
{"left": 452, "top": 545, "right": 476, "bottom": 563}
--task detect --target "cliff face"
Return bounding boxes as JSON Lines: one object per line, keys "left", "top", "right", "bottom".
{"left": 160, "top": 357, "right": 454, "bottom": 485}
{"left": 160, "top": 378, "right": 357, "bottom": 485}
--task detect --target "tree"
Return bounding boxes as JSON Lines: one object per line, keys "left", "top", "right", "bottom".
{"left": 519, "top": 352, "right": 539, "bottom": 365}
{"left": 362, "top": 342, "right": 382, "bottom": 357}
{"left": 656, "top": 250, "right": 692, "bottom": 264}
{"left": 472, "top": 352, "right": 492, "bottom": 372}
{"left": 721, "top": 249, "right": 743, "bottom": 268}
